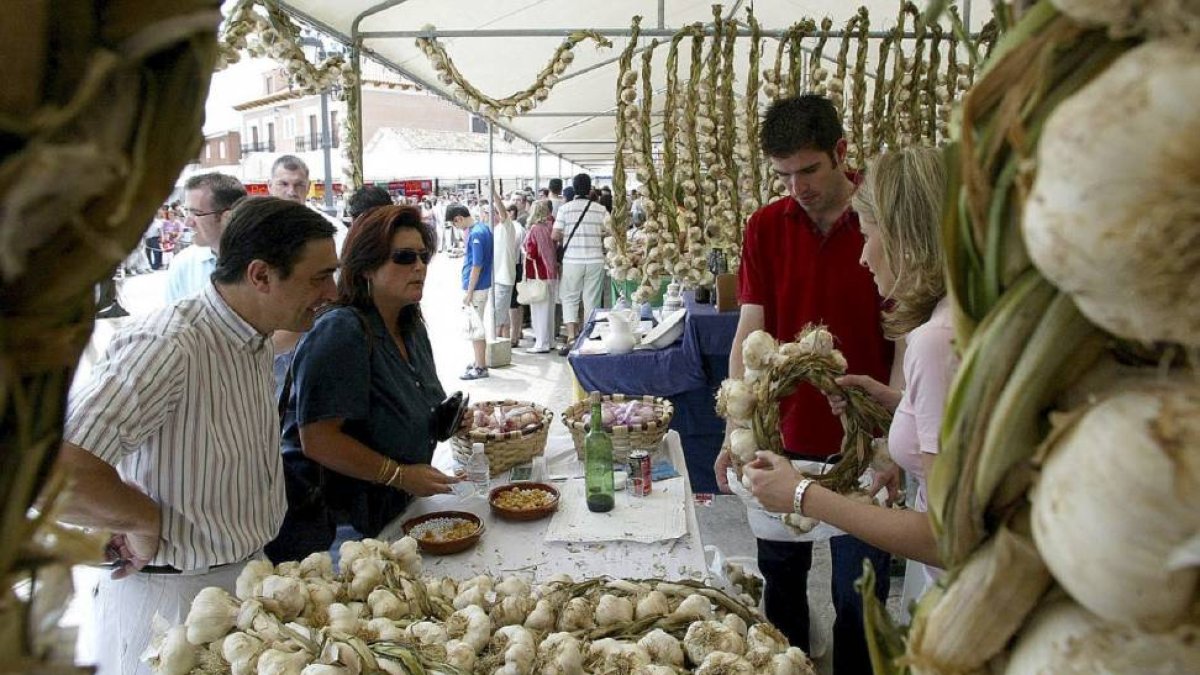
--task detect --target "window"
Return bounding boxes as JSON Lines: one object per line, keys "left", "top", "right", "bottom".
{"left": 251, "top": 126, "right": 259, "bottom": 148}
{"left": 330, "top": 111, "right": 339, "bottom": 148}
{"left": 206, "top": 144, "right": 212, "bottom": 159}
{"left": 309, "top": 114, "right": 319, "bottom": 149}
{"left": 469, "top": 115, "right": 488, "bottom": 134}
{"left": 218, "top": 141, "right": 225, "bottom": 159}
{"left": 284, "top": 116, "right": 295, "bottom": 139}
{"left": 267, "top": 122, "right": 276, "bottom": 151}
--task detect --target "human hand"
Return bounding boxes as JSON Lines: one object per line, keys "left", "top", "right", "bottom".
{"left": 400, "top": 464, "right": 459, "bottom": 497}
{"left": 868, "top": 459, "right": 903, "bottom": 506}
{"left": 104, "top": 532, "right": 159, "bottom": 580}
{"left": 743, "top": 452, "right": 802, "bottom": 513}
{"left": 713, "top": 446, "right": 733, "bottom": 494}
{"left": 463, "top": 292, "right": 473, "bottom": 307}
{"left": 832, "top": 374, "right": 903, "bottom": 413}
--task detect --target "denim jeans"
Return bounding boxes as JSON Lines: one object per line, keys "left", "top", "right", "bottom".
{"left": 757, "top": 536, "right": 891, "bottom": 674}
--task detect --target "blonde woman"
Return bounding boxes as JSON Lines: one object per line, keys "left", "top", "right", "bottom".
{"left": 746, "top": 147, "right": 954, "bottom": 590}
{"left": 521, "top": 199, "right": 559, "bottom": 353}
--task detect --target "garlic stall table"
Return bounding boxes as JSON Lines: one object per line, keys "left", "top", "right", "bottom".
{"left": 378, "top": 431, "right": 711, "bottom": 583}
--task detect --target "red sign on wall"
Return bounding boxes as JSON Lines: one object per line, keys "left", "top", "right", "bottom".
{"left": 386, "top": 180, "right": 433, "bottom": 197}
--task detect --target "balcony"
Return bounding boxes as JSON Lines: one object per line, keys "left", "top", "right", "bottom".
{"left": 295, "top": 136, "right": 319, "bottom": 152}
{"left": 240, "top": 141, "right": 275, "bottom": 154}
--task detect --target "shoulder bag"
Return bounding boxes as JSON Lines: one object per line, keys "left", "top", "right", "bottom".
{"left": 555, "top": 200, "right": 592, "bottom": 265}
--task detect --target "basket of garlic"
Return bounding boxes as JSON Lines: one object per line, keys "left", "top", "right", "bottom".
{"left": 452, "top": 400, "right": 554, "bottom": 476}
{"left": 147, "top": 537, "right": 817, "bottom": 675}
{"left": 561, "top": 394, "right": 674, "bottom": 462}
{"left": 716, "top": 325, "right": 893, "bottom": 533}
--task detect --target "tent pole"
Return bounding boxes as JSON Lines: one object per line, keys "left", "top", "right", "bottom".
{"left": 488, "top": 121, "right": 496, "bottom": 344}
{"left": 534, "top": 144, "right": 541, "bottom": 193}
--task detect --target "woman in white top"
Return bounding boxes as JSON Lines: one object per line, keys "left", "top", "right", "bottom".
{"left": 746, "top": 147, "right": 955, "bottom": 587}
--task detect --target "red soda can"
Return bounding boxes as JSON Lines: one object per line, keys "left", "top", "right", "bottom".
{"left": 628, "top": 450, "right": 652, "bottom": 497}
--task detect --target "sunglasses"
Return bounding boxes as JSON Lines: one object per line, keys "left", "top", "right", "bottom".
{"left": 391, "top": 248, "right": 432, "bottom": 265}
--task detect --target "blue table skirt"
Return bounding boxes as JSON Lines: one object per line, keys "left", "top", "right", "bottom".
{"left": 569, "top": 299, "right": 739, "bottom": 493}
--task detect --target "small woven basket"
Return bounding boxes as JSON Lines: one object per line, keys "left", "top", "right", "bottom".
{"left": 451, "top": 400, "right": 554, "bottom": 476}
{"left": 561, "top": 394, "right": 674, "bottom": 462}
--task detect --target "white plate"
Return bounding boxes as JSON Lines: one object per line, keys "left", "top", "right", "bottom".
{"left": 640, "top": 309, "right": 686, "bottom": 349}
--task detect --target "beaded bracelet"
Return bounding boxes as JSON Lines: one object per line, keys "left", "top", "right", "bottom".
{"left": 793, "top": 478, "right": 815, "bottom": 516}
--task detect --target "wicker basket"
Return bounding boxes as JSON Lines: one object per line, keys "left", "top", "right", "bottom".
{"left": 451, "top": 400, "right": 554, "bottom": 476}
{"left": 561, "top": 394, "right": 674, "bottom": 462}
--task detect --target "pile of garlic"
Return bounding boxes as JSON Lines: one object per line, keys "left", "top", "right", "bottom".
{"left": 147, "top": 538, "right": 813, "bottom": 675}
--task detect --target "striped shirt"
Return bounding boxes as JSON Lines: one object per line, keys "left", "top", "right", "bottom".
{"left": 65, "top": 283, "right": 286, "bottom": 570}
{"left": 553, "top": 197, "right": 607, "bottom": 264}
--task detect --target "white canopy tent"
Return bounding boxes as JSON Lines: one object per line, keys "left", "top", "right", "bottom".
{"left": 273, "top": 0, "right": 990, "bottom": 179}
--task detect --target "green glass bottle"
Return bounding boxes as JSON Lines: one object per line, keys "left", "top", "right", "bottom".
{"left": 584, "top": 392, "right": 615, "bottom": 512}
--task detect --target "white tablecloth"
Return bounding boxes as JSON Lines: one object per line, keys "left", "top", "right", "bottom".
{"left": 377, "top": 431, "right": 709, "bottom": 583}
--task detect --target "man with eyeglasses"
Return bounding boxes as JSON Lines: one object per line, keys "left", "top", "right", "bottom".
{"left": 164, "top": 172, "right": 247, "bottom": 304}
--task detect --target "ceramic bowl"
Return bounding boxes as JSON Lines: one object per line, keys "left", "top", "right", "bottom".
{"left": 402, "top": 510, "right": 484, "bottom": 555}
{"left": 488, "top": 482, "right": 561, "bottom": 521}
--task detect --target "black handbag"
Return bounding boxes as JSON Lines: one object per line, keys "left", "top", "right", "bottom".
{"left": 555, "top": 200, "right": 592, "bottom": 265}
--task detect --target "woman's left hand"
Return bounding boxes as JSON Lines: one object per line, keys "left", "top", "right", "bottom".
{"left": 743, "top": 452, "right": 803, "bottom": 514}
{"left": 401, "top": 464, "right": 459, "bottom": 497}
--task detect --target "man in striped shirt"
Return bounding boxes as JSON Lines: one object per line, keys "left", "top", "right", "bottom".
{"left": 57, "top": 197, "right": 338, "bottom": 675}
{"left": 552, "top": 173, "right": 608, "bottom": 355}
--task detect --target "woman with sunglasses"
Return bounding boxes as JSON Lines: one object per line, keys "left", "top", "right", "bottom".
{"left": 267, "top": 205, "right": 459, "bottom": 562}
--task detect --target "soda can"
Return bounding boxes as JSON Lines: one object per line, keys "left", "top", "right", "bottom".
{"left": 628, "top": 450, "right": 652, "bottom": 497}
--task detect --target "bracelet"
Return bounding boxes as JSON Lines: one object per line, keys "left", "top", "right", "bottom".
{"left": 386, "top": 463, "right": 405, "bottom": 489}
{"left": 375, "top": 459, "right": 394, "bottom": 485}
{"left": 793, "top": 478, "right": 815, "bottom": 516}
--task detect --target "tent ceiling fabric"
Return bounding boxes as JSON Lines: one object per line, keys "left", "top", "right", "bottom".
{"left": 277, "top": 1, "right": 987, "bottom": 171}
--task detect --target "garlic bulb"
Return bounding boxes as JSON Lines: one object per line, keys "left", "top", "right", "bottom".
{"left": 143, "top": 624, "right": 196, "bottom": 675}
{"left": 722, "top": 613, "right": 748, "bottom": 637}
{"left": 538, "top": 632, "right": 584, "bottom": 675}
{"left": 298, "top": 552, "right": 333, "bottom": 580}
{"left": 716, "top": 379, "right": 756, "bottom": 424}
{"left": 729, "top": 428, "right": 758, "bottom": 464}
{"left": 304, "top": 579, "right": 338, "bottom": 613}
{"left": 257, "top": 648, "right": 311, "bottom": 675}
{"left": 237, "top": 560, "right": 275, "bottom": 600}
{"left": 694, "top": 651, "right": 754, "bottom": 675}
{"left": 347, "top": 557, "right": 385, "bottom": 600}
{"left": 326, "top": 603, "right": 361, "bottom": 636}
{"left": 222, "top": 631, "right": 265, "bottom": 675}
{"left": 1031, "top": 381, "right": 1200, "bottom": 631}
{"left": 638, "top": 629, "right": 684, "bottom": 667}
{"left": 444, "top": 639, "right": 477, "bottom": 671}
{"left": 594, "top": 594, "right": 634, "bottom": 626}
{"left": 1023, "top": 41, "right": 1200, "bottom": 347}
{"left": 741, "top": 330, "right": 777, "bottom": 371}
{"left": 491, "top": 594, "right": 535, "bottom": 627}
{"left": 770, "top": 647, "right": 816, "bottom": 675}
{"left": 1005, "top": 597, "right": 1200, "bottom": 674}
{"left": 186, "top": 587, "right": 241, "bottom": 645}
{"left": 589, "top": 640, "right": 651, "bottom": 673}
{"left": 407, "top": 620, "right": 448, "bottom": 645}
{"left": 446, "top": 604, "right": 492, "bottom": 653}
{"left": 365, "top": 618, "right": 405, "bottom": 642}
{"left": 452, "top": 584, "right": 487, "bottom": 610}
{"left": 683, "top": 621, "right": 746, "bottom": 664}
{"left": 634, "top": 590, "right": 670, "bottom": 620}
{"left": 388, "top": 536, "right": 421, "bottom": 574}
{"left": 557, "top": 597, "right": 596, "bottom": 632}
{"left": 258, "top": 575, "right": 308, "bottom": 621}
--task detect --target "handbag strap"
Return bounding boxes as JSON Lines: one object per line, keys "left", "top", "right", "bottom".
{"left": 562, "top": 200, "right": 592, "bottom": 256}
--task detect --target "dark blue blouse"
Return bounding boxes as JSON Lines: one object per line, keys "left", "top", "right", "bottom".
{"left": 280, "top": 304, "right": 446, "bottom": 534}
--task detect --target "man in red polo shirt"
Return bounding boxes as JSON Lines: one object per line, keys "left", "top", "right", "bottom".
{"left": 715, "top": 94, "right": 896, "bottom": 672}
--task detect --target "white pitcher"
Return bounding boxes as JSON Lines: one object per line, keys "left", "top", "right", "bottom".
{"left": 604, "top": 309, "right": 638, "bottom": 354}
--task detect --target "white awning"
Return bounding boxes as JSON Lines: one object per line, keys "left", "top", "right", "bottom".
{"left": 275, "top": 1, "right": 990, "bottom": 172}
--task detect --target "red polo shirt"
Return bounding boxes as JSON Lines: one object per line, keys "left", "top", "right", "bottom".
{"left": 738, "top": 191, "right": 893, "bottom": 458}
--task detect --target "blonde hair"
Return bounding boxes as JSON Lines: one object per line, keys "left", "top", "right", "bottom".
{"left": 528, "top": 198, "right": 553, "bottom": 225}
{"left": 852, "top": 147, "right": 947, "bottom": 338}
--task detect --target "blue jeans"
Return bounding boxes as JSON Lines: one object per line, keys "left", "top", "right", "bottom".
{"left": 757, "top": 536, "right": 891, "bottom": 674}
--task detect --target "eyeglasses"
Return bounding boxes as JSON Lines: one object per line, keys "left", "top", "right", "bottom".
{"left": 391, "top": 248, "right": 432, "bottom": 265}
{"left": 183, "top": 207, "right": 227, "bottom": 218}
